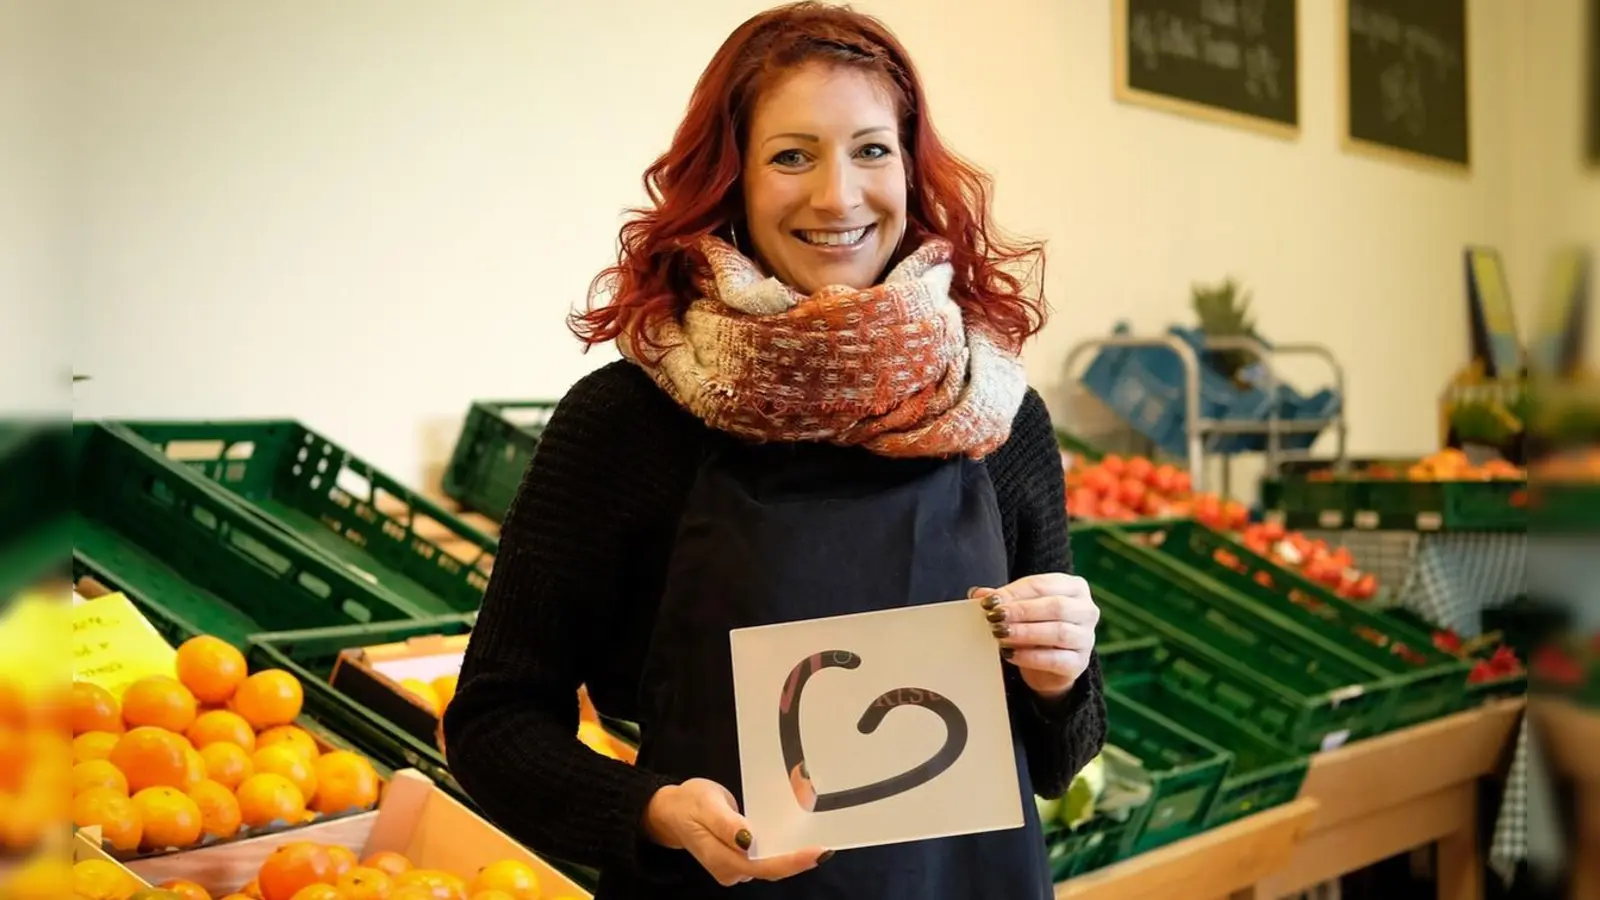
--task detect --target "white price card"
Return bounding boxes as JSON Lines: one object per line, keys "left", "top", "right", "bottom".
{"left": 730, "top": 599, "right": 1024, "bottom": 859}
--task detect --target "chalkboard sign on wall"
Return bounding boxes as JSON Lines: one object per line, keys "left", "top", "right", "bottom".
{"left": 1114, "top": 0, "right": 1299, "bottom": 138}
{"left": 1343, "top": 0, "right": 1470, "bottom": 172}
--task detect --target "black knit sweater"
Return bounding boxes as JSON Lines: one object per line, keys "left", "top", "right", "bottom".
{"left": 443, "top": 360, "right": 1106, "bottom": 878}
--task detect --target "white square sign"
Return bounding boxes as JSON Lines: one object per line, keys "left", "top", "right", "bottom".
{"left": 729, "top": 599, "right": 1024, "bottom": 859}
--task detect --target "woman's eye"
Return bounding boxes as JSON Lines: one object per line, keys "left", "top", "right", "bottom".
{"left": 857, "top": 143, "right": 891, "bottom": 160}
{"left": 771, "top": 149, "right": 808, "bottom": 167}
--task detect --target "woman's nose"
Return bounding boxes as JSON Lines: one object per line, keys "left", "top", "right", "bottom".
{"left": 810, "top": 160, "right": 863, "bottom": 217}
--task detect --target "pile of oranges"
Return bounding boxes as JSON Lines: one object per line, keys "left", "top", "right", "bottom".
{"left": 71, "top": 634, "right": 383, "bottom": 857}
{"left": 157, "top": 840, "right": 577, "bottom": 900}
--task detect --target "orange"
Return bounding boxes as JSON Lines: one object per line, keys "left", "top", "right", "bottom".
{"left": 325, "top": 845, "right": 358, "bottom": 879}
{"left": 220, "top": 895, "right": 255, "bottom": 900}
{"left": 399, "top": 679, "right": 440, "bottom": 715}
{"left": 188, "top": 778, "right": 243, "bottom": 841}
{"left": 71, "top": 787, "right": 143, "bottom": 853}
{"left": 431, "top": 674, "right": 458, "bottom": 708}
{"left": 235, "top": 772, "right": 306, "bottom": 829}
{"left": 71, "top": 858, "right": 140, "bottom": 900}
{"left": 176, "top": 636, "right": 249, "bottom": 705}
{"left": 121, "top": 676, "right": 199, "bottom": 733}
{"left": 109, "top": 726, "right": 193, "bottom": 793}
{"left": 252, "top": 744, "right": 318, "bottom": 805}
{"left": 10, "top": 853, "right": 69, "bottom": 900}
{"left": 131, "top": 785, "right": 204, "bottom": 851}
{"left": 231, "top": 671, "right": 303, "bottom": 730}
{"left": 161, "top": 879, "right": 214, "bottom": 900}
{"left": 199, "top": 741, "right": 254, "bottom": 790}
{"left": 390, "top": 889, "right": 441, "bottom": 900}
{"left": 362, "top": 850, "right": 414, "bottom": 876}
{"left": 73, "top": 730, "right": 121, "bottom": 763}
{"left": 73, "top": 758, "right": 130, "bottom": 795}
{"left": 241, "top": 879, "right": 264, "bottom": 900}
{"left": 337, "top": 867, "right": 393, "bottom": 900}
{"left": 257, "top": 841, "right": 338, "bottom": 900}
{"left": 187, "top": 710, "right": 257, "bottom": 753}
{"left": 289, "top": 887, "right": 342, "bottom": 900}
{"left": 470, "top": 892, "right": 517, "bottom": 900}
{"left": 470, "top": 860, "right": 541, "bottom": 900}
{"left": 0, "top": 725, "right": 25, "bottom": 792}
{"left": 393, "top": 869, "right": 469, "bottom": 900}
{"left": 309, "top": 751, "right": 381, "bottom": 814}
{"left": 183, "top": 744, "right": 209, "bottom": 791}
{"left": 70, "top": 682, "right": 123, "bottom": 736}
{"left": 255, "top": 725, "right": 319, "bottom": 761}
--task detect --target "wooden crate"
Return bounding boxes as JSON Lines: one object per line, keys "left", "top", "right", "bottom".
{"left": 118, "top": 769, "right": 591, "bottom": 899}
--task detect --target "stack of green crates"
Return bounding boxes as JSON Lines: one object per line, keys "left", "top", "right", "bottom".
{"left": 101, "top": 419, "right": 498, "bottom": 618}
{"left": 73, "top": 422, "right": 441, "bottom": 643}
{"left": 1148, "top": 520, "right": 1472, "bottom": 729}
{"left": 1261, "top": 458, "right": 1528, "bottom": 532}
{"left": 1071, "top": 523, "right": 1398, "bottom": 754}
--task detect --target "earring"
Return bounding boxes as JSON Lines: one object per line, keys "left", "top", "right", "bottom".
{"left": 728, "top": 221, "right": 741, "bottom": 253}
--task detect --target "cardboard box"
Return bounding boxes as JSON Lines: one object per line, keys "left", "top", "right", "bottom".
{"left": 329, "top": 634, "right": 637, "bottom": 764}
{"left": 121, "top": 769, "right": 592, "bottom": 899}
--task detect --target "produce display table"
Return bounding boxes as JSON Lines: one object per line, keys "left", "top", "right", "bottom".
{"left": 1052, "top": 797, "right": 1320, "bottom": 900}
{"left": 1260, "top": 697, "right": 1525, "bottom": 900}
{"left": 1531, "top": 697, "right": 1600, "bottom": 897}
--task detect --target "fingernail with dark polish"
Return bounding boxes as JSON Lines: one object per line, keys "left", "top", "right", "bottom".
{"left": 980, "top": 594, "right": 1000, "bottom": 610}
{"left": 817, "top": 849, "right": 835, "bottom": 865}
{"left": 1001, "top": 648, "right": 1015, "bottom": 660}
{"left": 992, "top": 623, "right": 1010, "bottom": 638}
{"left": 985, "top": 608, "right": 1006, "bottom": 623}
{"left": 735, "top": 829, "right": 752, "bottom": 850}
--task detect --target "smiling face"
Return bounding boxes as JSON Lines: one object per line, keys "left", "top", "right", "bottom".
{"left": 741, "top": 63, "right": 908, "bottom": 295}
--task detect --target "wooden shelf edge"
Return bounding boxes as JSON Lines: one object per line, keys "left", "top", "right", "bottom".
{"left": 1054, "top": 797, "right": 1320, "bottom": 900}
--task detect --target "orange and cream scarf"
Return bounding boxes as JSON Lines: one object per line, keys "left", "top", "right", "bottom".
{"left": 618, "top": 235, "right": 1027, "bottom": 459}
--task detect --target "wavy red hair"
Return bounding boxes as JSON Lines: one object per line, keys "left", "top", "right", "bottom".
{"left": 570, "top": 1, "right": 1048, "bottom": 356}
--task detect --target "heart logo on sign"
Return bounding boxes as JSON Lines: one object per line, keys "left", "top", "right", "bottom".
{"left": 777, "top": 649, "right": 968, "bottom": 812}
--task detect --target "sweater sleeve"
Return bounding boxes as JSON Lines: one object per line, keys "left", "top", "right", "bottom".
{"left": 442, "top": 365, "right": 680, "bottom": 877}
{"left": 994, "top": 390, "right": 1108, "bottom": 800}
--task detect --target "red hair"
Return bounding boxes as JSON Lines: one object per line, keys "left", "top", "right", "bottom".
{"left": 569, "top": 1, "right": 1048, "bottom": 356}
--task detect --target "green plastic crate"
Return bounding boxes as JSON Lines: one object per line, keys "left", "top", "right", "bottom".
{"left": 1262, "top": 457, "right": 1530, "bottom": 532}
{"left": 441, "top": 400, "right": 559, "bottom": 522}
{"left": 1103, "top": 689, "right": 1231, "bottom": 856}
{"left": 1111, "top": 674, "right": 1307, "bottom": 829}
{"left": 1153, "top": 521, "right": 1472, "bottom": 730}
{"left": 73, "top": 423, "right": 441, "bottom": 642}
{"left": 106, "top": 419, "right": 497, "bottom": 617}
{"left": 1074, "top": 538, "right": 1392, "bottom": 756}
{"left": 1044, "top": 814, "right": 1129, "bottom": 882}
{"left": 1527, "top": 481, "right": 1600, "bottom": 533}
{"left": 1381, "top": 607, "right": 1528, "bottom": 706}
{"left": 1044, "top": 688, "right": 1231, "bottom": 881}
{"left": 0, "top": 424, "right": 70, "bottom": 600}
{"left": 1350, "top": 478, "right": 1528, "bottom": 532}
{"left": 1097, "top": 625, "right": 1162, "bottom": 688}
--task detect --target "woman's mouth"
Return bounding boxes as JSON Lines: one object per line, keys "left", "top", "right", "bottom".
{"left": 793, "top": 224, "right": 875, "bottom": 248}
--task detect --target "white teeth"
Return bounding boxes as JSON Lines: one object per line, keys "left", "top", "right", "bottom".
{"left": 798, "top": 227, "right": 868, "bottom": 247}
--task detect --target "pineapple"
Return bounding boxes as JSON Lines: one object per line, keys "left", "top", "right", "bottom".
{"left": 1191, "top": 277, "right": 1258, "bottom": 386}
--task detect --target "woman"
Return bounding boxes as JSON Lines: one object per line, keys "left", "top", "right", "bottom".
{"left": 443, "top": 3, "right": 1105, "bottom": 897}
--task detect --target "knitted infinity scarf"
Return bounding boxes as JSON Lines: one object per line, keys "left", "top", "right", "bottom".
{"left": 618, "top": 235, "right": 1028, "bottom": 459}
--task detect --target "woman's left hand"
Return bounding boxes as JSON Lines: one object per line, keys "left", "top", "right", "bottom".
{"left": 971, "top": 574, "right": 1099, "bottom": 700}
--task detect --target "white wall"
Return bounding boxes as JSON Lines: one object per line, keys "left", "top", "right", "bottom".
{"left": 61, "top": 0, "right": 1578, "bottom": 493}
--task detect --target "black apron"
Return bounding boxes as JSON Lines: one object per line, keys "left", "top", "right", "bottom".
{"left": 595, "top": 438, "right": 1053, "bottom": 899}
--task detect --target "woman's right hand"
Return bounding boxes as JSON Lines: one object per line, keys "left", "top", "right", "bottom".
{"left": 643, "top": 778, "right": 832, "bottom": 886}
